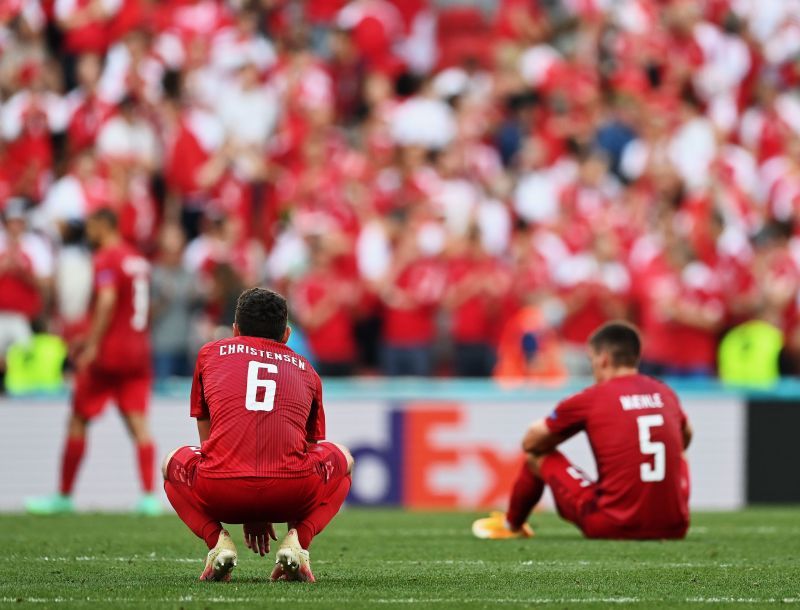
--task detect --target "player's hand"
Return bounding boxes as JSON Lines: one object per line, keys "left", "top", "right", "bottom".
{"left": 75, "top": 343, "right": 98, "bottom": 372}
{"left": 243, "top": 522, "right": 277, "bottom": 556}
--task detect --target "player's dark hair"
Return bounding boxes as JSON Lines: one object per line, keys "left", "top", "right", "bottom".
{"left": 235, "top": 287, "right": 288, "bottom": 341}
{"left": 89, "top": 207, "right": 119, "bottom": 229}
{"left": 589, "top": 321, "right": 641, "bottom": 368}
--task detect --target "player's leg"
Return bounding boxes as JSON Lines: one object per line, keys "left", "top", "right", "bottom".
{"left": 534, "top": 450, "right": 598, "bottom": 534}
{"left": 292, "top": 442, "right": 353, "bottom": 547}
{"left": 117, "top": 374, "right": 160, "bottom": 514}
{"left": 472, "top": 454, "right": 538, "bottom": 539}
{"left": 273, "top": 442, "right": 354, "bottom": 583}
{"left": 25, "top": 371, "right": 108, "bottom": 514}
{"left": 163, "top": 446, "right": 237, "bottom": 581}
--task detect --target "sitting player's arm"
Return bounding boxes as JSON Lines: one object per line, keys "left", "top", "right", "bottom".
{"left": 521, "top": 418, "right": 571, "bottom": 456}
{"left": 76, "top": 284, "right": 117, "bottom": 370}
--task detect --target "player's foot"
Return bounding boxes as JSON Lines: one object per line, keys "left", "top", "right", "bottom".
{"left": 134, "top": 494, "right": 163, "bottom": 516}
{"left": 199, "top": 530, "right": 238, "bottom": 582}
{"left": 272, "top": 529, "right": 315, "bottom": 583}
{"left": 24, "top": 494, "right": 75, "bottom": 515}
{"left": 471, "top": 511, "right": 535, "bottom": 540}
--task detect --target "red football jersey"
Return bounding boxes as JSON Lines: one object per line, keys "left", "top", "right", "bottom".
{"left": 190, "top": 336, "right": 325, "bottom": 479}
{"left": 546, "top": 374, "right": 690, "bottom": 533}
{"left": 92, "top": 242, "right": 151, "bottom": 374}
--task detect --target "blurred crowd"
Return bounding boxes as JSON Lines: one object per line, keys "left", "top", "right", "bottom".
{"left": 3, "top": 0, "right": 800, "bottom": 382}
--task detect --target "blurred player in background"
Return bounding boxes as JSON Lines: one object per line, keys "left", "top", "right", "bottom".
{"left": 163, "top": 288, "right": 353, "bottom": 582}
{"left": 26, "top": 208, "right": 159, "bottom": 516}
{"left": 473, "top": 322, "right": 691, "bottom": 540}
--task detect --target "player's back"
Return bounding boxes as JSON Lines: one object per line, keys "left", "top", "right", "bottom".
{"left": 93, "top": 242, "right": 151, "bottom": 373}
{"left": 585, "top": 374, "right": 689, "bottom": 536}
{"left": 192, "top": 336, "right": 324, "bottom": 479}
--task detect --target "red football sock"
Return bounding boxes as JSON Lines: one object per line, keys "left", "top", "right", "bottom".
{"left": 59, "top": 437, "right": 86, "bottom": 496}
{"left": 295, "top": 475, "right": 352, "bottom": 549}
{"left": 164, "top": 480, "right": 222, "bottom": 549}
{"left": 506, "top": 458, "right": 545, "bottom": 530}
{"left": 136, "top": 442, "right": 155, "bottom": 493}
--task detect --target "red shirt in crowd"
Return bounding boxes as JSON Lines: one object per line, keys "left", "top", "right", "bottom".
{"left": 546, "top": 373, "right": 690, "bottom": 537}
{"left": 0, "top": 247, "right": 42, "bottom": 320}
{"left": 91, "top": 241, "right": 151, "bottom": 374}
{"left": 292, "top": 273, "right": 357, "bottom": 363}
{"left": 383, "top": 258, "right": 446, "bottom": 346}
{"left": 637, "top": 258, "right": 723, "bottom": 370}
{"left": 448, "top": 256, "right": 505, "bottom": 344}
{"left": 190, "top": 336, "right": 325, "bottom": 479}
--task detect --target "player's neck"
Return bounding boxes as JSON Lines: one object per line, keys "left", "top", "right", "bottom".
{"left": 602, "top": 367, "right": 638, "bottom": 382}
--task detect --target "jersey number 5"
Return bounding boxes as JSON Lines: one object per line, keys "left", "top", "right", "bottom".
{"left": 637, "top": 414, "right": 665, "bottom": 482}
{"left": 245, "top": 361, "right": 278, "bottom": 411}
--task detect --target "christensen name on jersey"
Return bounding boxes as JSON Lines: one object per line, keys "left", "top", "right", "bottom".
{"left": 218, "top": 343, "right": 307, "bottom": 369}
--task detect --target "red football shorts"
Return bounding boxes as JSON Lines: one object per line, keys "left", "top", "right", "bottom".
{"left": 165, "top": 442, "right": 349, "bottom": 524}
{"left": 539, "top": 451, "right": 688, "bottom": 540}
{"left": 73, "top": 369, "right": 152, "bottom": 420}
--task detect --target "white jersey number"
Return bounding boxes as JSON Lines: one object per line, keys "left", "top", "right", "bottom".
{"left": 131, "top": 276, "right": 149, "bottom": 331}
{"left": 122, "top": 256, "right": 150, "bottom": 332}
{"left": 637, "top": 414, "right": 666, "bottom": 482}
{"left": 245, "top": 361, "right": 278, "bottom": 412}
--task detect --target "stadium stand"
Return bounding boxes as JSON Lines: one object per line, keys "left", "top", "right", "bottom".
{"left": 2, "top": 0, "right": 800, "bottom": 384}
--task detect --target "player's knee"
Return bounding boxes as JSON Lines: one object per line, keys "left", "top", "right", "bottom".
{"left": 124, "top": 413, "right": 152, "bottom": 444}
{"left": 333, "top": 443, "right": 354, "bottom": 474}
{"left": 526, "top": 452, "right": 545, "bottom": 477}
{"left": 162, "top": 448, "right": 180, "bottom": 480}
{"left": 67, "top": 414, "right": 89, "bottom": 438}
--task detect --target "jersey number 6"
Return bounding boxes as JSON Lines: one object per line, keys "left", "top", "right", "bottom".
{"left": 245, "top": 361, "right": 278, "bottom": 412}
{"left": 637, "top": 414, "right": 665, "bottom": 482}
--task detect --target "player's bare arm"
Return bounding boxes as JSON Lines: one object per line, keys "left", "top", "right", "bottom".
{"left": 76, "top": 283, "right": 116, "bottom": 371}
{"left": 197, "top": 418, "right": 210, "bottom": 443}
{"left": 521, "top": 419, "right": 569, "bottom": 457}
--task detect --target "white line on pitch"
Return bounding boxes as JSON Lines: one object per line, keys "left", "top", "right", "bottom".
{"left": 3, "top": 597, "right": 799, "bottom": 605}
{"left": 18, "top": 556, "right": 748, "bottom": 568}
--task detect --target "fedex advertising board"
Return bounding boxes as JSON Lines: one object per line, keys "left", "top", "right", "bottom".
{"left": 0, "top": 396, "right": 743, "bottom": 511}
{"left": 326, "top": 398, "right": 744, "bottom": 510}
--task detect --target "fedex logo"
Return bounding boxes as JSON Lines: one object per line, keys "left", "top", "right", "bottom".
{"left": 345, "top": 403, "right": 524, "bottom": 509}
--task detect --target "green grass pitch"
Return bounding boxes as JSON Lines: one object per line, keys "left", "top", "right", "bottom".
{"left": 1, "top": 508, "right": 799, "bottom": 609}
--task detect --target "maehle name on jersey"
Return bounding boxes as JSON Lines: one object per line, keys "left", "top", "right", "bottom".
{"left": 619, "top": 393, "right": 664, "bottom": 411}
{"left": 218, "top": 344, "right": 307, "bottom": 370}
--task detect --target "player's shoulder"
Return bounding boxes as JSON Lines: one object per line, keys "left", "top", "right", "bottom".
{"left": 560, "top": 381, "right": 601, "bottom": 408}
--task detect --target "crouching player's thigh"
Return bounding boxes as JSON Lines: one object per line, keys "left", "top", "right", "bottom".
{"left": 162, "top": 446, "right": 203, "bottom": 487}
{"left": 311, "top": 442, "right": 354, "bottom": 477}
{"left": 530, "top": 451, "right": 603, "bottom": 536}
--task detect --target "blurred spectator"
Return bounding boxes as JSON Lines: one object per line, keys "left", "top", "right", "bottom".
{"left": 555, "top": 234, "right": 630, "bottom": 376}
{"left": 291, "top": 236, "right": 358, "bottom": 376}
{"left": 379, "top": 226, "right": 447, "bottom": 376}
{"left": 0, "top": 198, "right": 53, "bottom": 367}
{"left": 444, "top": 228, "right": 508, "bottom": 377}
{"left": 150, "top": 223, "right": 194, "bottom": 379}
{"left": 637, "top": 237, "right": 725, "bottom": 378}
{"left": 493, "top": 303, "right": 567, "bottom": 385}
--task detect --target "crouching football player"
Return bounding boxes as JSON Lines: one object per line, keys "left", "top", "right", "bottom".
{"left": 473, "top": 322, "right": 692, "bottom": 540}
{"left": 163, "top": 288, "right": 353, "bottom": 582}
